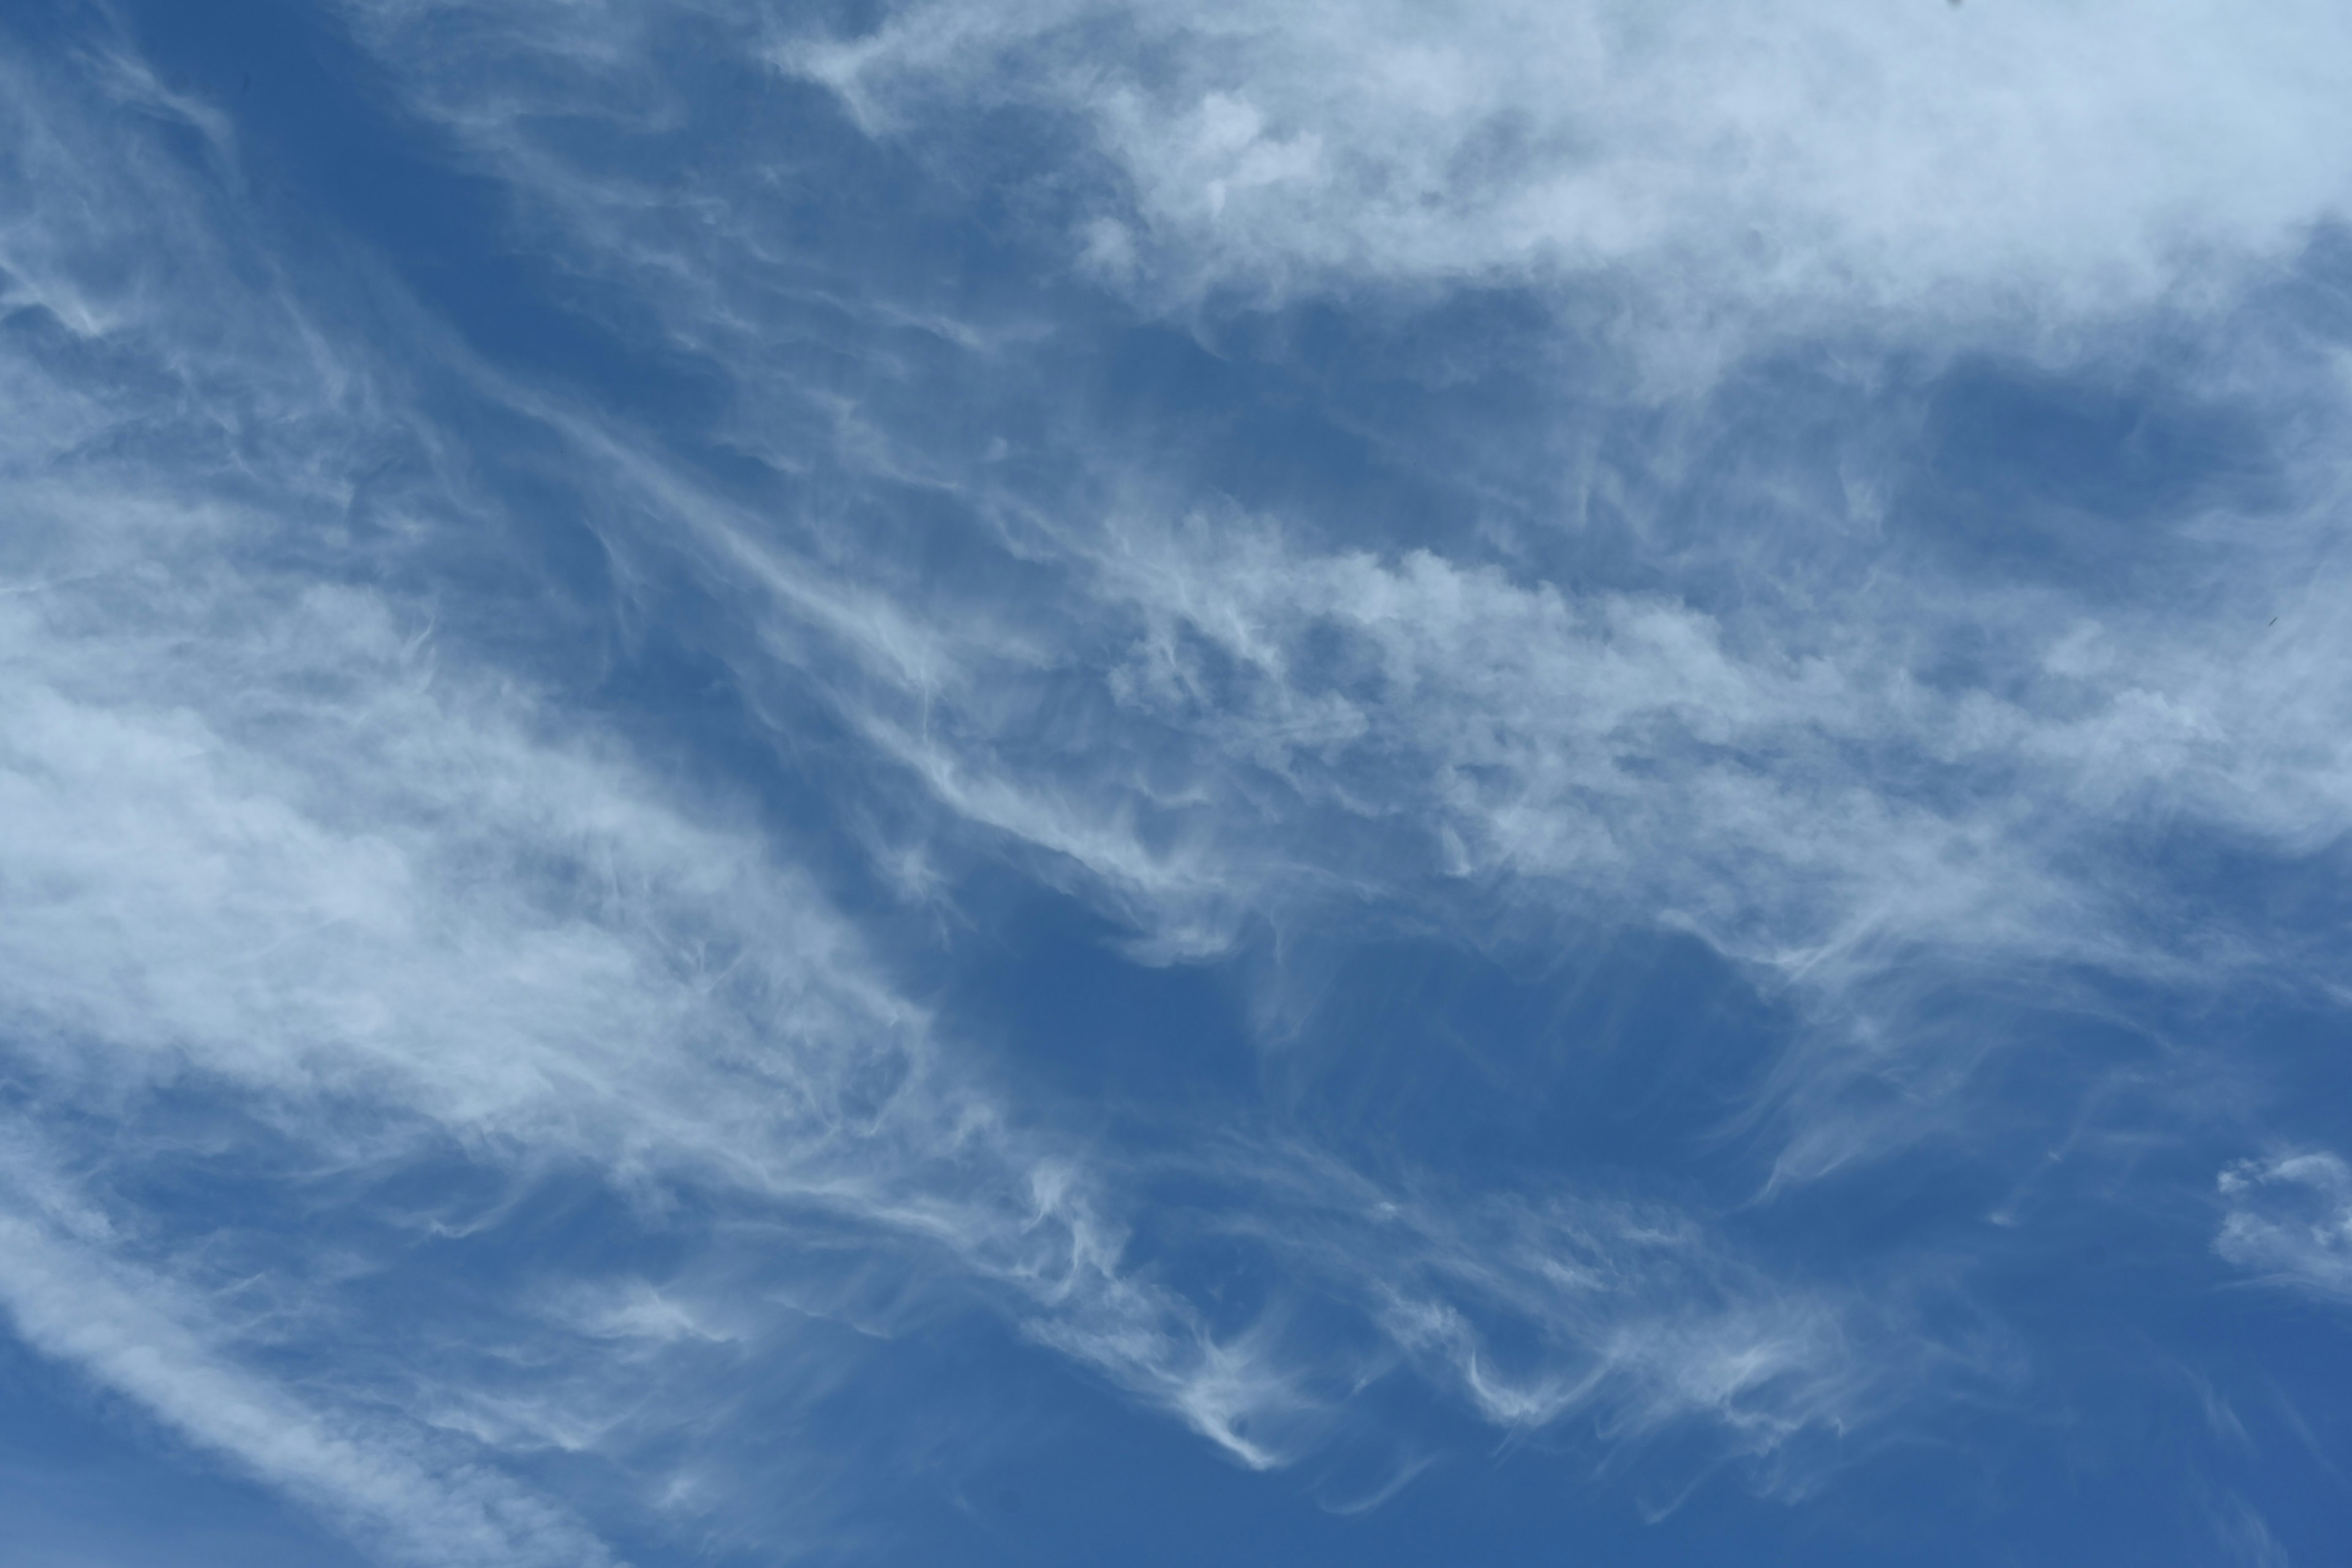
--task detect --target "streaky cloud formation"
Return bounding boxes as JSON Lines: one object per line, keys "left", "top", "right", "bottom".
{"left": 0, "top": 1139, "right": 616, "bottom": 1568}
{"left": 3, "top": 1, "right": 2351, "bottom": 1564}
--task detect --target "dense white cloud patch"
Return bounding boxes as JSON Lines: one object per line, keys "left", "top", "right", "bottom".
{"left": 791, "top": 0, "right": 2352, "bottom": 352}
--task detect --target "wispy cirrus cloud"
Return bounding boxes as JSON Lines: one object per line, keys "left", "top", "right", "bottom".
{"left": 0, "top": 1144, "right": 618, "bottom": 1568}
{"left": 0, "top": 20, "right": 1923, "bottom": 1554}
{"left": 331, "top": 0, "right": 2352, "bottom": 981}
{"left": 0, "top": 23, "right": 1293, "bottom": 1540}
{"left": 10, "top": 2, "right": 2352, "bottom": 1561}
{"left": 2217, "top": 1153, "right": 2352, "bottom": 1305}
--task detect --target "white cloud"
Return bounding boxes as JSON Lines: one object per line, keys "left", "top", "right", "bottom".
{"left": 791, "top": 0, "right": 2352, "bottom": 366}
{"left": 0, "top": 29, "right": 1313, "bottom": 1544}
{"left": 1194, "top": 1141, "right": 1943, "bottom": 1480}
{"left": 12, "top": 16, "right": 1903, "bottom": 1530}
{"left": 0, "top": 1158, "right": 617, "bottom": 1568}
{"left": 15, "top": 4, "right": 2351, "bottom": 1549}
{"left": 320, "top": 0, "right": 2352, "bottom": 1172}
{"left": 2217, "top": 1153, "right": 2352, "bottom": 1303}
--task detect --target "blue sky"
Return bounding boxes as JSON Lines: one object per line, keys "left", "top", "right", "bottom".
{"left": 3, "top": 1, "right": 2352, "bottom": 1563}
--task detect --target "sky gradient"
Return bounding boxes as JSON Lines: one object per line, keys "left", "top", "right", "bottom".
{"left": 4, "top": 2, "right": 2352, "bottom": 1564}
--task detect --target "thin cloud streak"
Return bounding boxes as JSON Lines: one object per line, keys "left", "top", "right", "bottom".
{"left": 0, "top": 1149, "right": 617, "bottom": 1568}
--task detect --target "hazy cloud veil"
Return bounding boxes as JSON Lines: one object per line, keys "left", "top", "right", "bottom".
{"left": 2, "top": 2, "right": 2350, "bottom": 1563}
